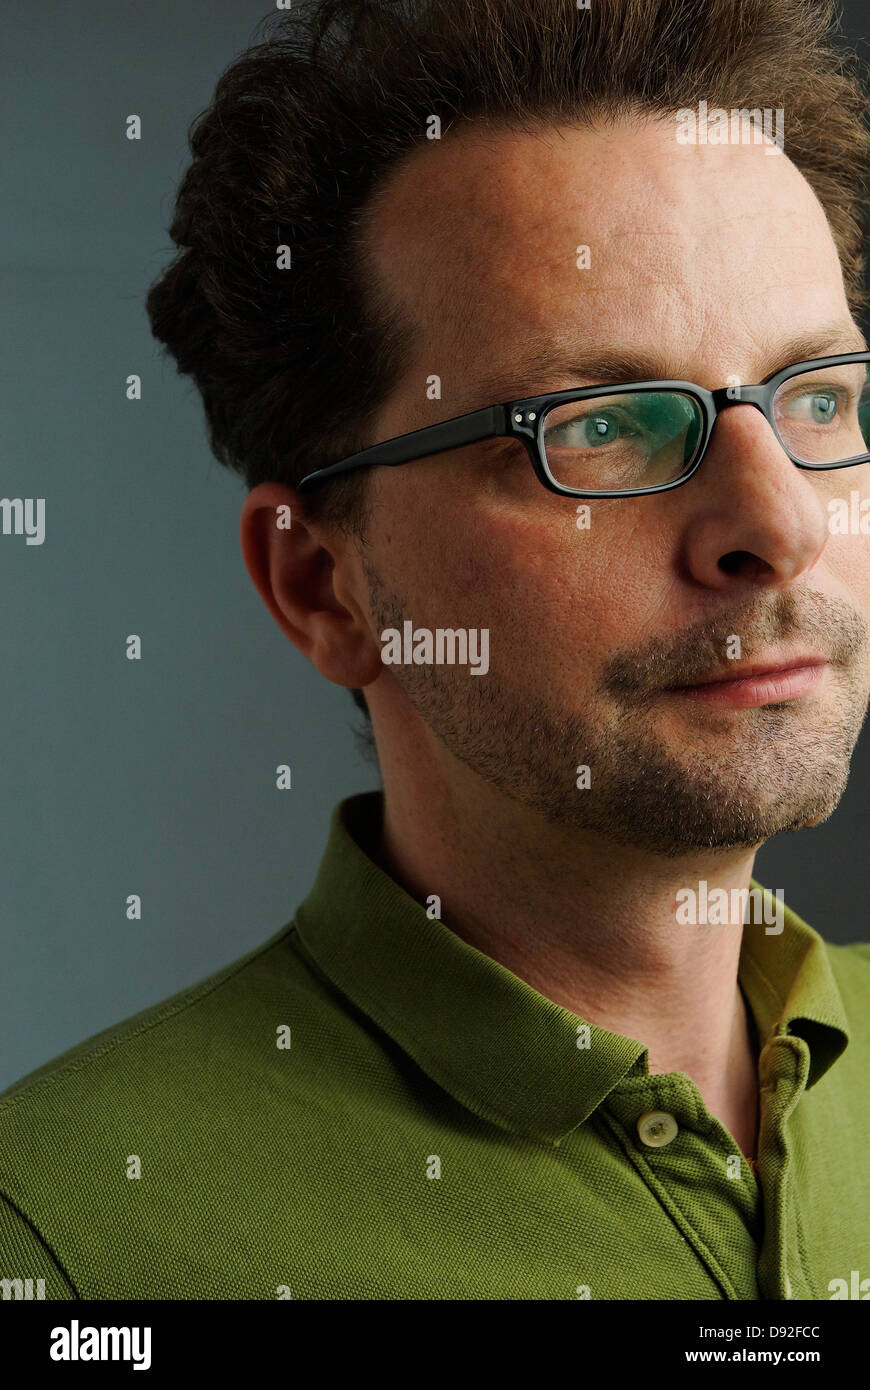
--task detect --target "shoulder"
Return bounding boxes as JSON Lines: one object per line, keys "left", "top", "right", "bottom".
{"left": 824, "top": 937, "right": 870, "bottom": 1008}
{"left": 824, "top": 937, "right": 870, "bottom": 991}
{"left": 0, "top": 922, "right": 316, "bottom": 1116}
{"left": 0, "top": 922, "right": 363, "bottom": 1298}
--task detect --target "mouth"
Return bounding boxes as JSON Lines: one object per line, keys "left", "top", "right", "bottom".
{"left": 664, "top": 656, "right": 828, "bottom": 708}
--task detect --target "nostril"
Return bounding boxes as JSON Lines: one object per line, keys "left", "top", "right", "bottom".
{"left": 719, "top": 550, "right": 773, "bottom": 579}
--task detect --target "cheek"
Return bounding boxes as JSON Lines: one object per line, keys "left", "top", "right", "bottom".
{"left": 827, "top": 530, "right": 870, "bottom": 613}
{"left": 403, "top": 506, "right": 662, "bottom": 685}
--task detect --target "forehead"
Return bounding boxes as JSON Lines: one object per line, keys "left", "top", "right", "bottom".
{"left": 361, "top": 118, "right": 845, "bottom": 398}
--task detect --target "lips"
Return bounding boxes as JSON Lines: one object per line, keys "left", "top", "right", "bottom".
{"left": 672, "top": 655, "right": 827, "bottom": 689}
{"left": 663, "top": 657, "right": 828, "bottom": 709}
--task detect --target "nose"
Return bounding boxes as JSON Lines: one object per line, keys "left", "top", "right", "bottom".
{"left": 679, "top": 399, "right": 829, "bottom": 590}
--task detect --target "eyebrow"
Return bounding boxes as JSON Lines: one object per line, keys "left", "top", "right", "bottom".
{"left": 462, "top": 319, "right": 869, "bottom": 408}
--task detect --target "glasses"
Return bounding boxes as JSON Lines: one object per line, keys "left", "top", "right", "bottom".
{"left": 297, "top": 352, "right": 870, "bottom": 498}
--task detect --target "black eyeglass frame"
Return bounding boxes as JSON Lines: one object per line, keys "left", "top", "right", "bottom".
{"left": 296, "top": 351, "right": 870, "bottom": 499}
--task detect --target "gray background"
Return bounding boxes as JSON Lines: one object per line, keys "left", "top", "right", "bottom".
{"left": 1, "top": 0, "right": 869, "bottom": 1089}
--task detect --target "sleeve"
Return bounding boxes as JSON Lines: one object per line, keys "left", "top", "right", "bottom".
{"left": 0, "top": 1190, "right": 78, "bottom": 1298}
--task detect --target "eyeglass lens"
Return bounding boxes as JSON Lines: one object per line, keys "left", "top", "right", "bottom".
{"left": 540, "top": 362, "right": 870, "bottom": 492}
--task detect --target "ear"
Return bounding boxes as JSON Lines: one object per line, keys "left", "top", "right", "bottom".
{"left": 240, "top": 482, "right": 383, "bottom": 690}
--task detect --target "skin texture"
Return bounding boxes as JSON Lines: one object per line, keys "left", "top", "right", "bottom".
{"left": 241, "top": 117, "right": 870, "bottom": 1160}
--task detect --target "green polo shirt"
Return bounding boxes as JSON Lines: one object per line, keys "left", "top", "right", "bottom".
{"left": 1, "top": 790, "right": 869, "bottom": 1300}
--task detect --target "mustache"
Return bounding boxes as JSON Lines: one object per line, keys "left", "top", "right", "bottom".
{"left": 602, "top": 588, "right": 869, "bottom": 698}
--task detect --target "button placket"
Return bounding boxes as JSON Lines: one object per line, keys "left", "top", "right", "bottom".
{"left": 602, "top": 1075, "right": 764, "bottom": 1299}
{"left": 755, "top": 1035, "right": 811, "bottom": 1300}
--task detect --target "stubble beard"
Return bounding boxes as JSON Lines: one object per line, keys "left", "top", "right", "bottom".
{"left": 364, "top": 563, "right": 870, "bottom": 857}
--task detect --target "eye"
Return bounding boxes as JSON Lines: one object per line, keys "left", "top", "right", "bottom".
{"left": 585, "top": 412, "right": 622, "bottom": 444}
{"left": 800, "top": 392, "right": 837, "bottom": 423}
{"left": 549, "top": 408, "right": 637, "bottom": 448}
{"left": 777, "top": 386, "right": 849, "bottom": 425}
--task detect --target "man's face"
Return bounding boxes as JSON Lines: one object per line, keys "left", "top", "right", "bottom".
{"left": 352, "top": 117, "right": 870, "bottom": 853}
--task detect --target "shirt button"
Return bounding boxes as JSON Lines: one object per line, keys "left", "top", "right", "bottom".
{"left": 636, "top": 1111, "right": 679, "bottom": 1147}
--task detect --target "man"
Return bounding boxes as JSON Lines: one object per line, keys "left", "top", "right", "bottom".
{"left": 2, "top": 0, "right": 869, "bottom": 1300}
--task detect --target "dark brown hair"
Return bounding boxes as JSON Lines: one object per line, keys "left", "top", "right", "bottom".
{"left": 146, "top": 0, "right": 869, "bottom": 725}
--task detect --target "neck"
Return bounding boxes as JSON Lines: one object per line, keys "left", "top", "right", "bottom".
{"left": 374, "top": 753, "right": 762, "bottom": 1158}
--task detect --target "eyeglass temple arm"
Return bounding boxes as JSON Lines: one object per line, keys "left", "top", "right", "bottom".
{"left": 296, "top": 404, "right": 508, "bottom": 490}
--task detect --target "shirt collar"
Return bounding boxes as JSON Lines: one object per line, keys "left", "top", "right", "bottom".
{"left": 293, "top": 791, "right": 850, "bottom": 1144}
{"left": 738, "top": 883, "right": 850, "bottom": 1087}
